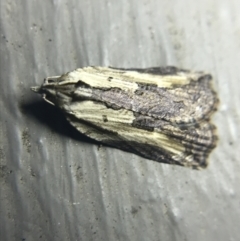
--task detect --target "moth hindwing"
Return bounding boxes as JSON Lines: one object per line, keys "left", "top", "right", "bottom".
{"left": 31, "top": 66, "right": 218, "bottom": 169}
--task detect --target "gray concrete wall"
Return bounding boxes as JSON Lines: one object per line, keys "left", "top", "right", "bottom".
{"left": 0, "top": 1, "right": 239, "bottom": 240}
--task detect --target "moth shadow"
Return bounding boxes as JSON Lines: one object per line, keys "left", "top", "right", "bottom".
{"left": 22, "top": 100, "right": 98, "bottom": 145}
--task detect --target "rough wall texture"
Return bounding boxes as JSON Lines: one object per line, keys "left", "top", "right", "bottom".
{"left": 0, "top": 0, "right": 239, "bottom": 241}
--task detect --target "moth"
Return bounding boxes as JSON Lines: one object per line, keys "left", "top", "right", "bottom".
{"left": 31, "top": 66, "right": 218, "bottom": 169}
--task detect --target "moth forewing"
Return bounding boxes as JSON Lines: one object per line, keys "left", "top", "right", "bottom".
{"left": 31, "top": 66, "right": 218, "bottom": 169}
{"left": 76, "top": 66, "right": 204, "bottom": 87}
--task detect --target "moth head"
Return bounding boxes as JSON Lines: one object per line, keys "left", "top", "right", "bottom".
{"left": 31, "top": 76, "right": 72, "bottom": 107}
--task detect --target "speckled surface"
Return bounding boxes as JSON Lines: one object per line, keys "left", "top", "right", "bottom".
{"left": 0, "top": 1, "right": 239, "bottom": 241}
